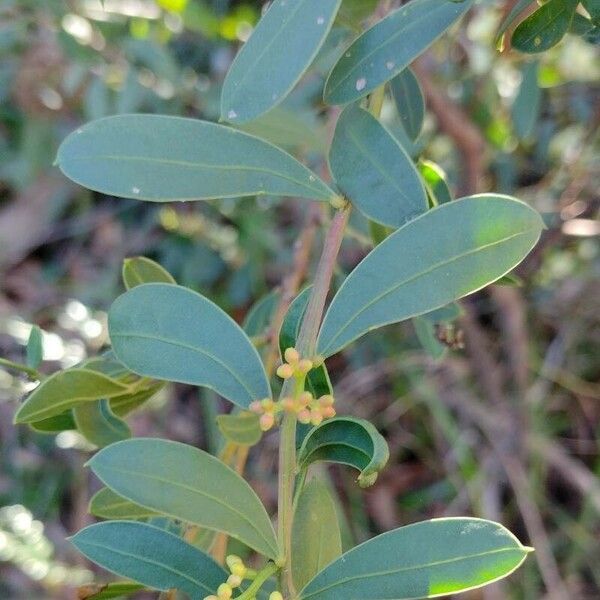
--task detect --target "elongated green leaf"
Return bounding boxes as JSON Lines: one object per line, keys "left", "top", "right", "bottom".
{"left": 71, "top": 521, "right": 226, "bottom": 599}
{"left": 14, "top": 369, "right": 130, "bottom": 424}
{"left": 512, "top": 61, "right": 541, "bottom": 140}
{"left": 29, "top": 411, "right": 76, "bottom": 433}
{"left": 57, "top": 115, "right": 335, "bottom": 202}
{"left": 221, "top": 0, "right": 342, "bottom": 123}
{"left": 511, "top": 0, "right": 577, "bottom": 53}
{"left": 73, "top": 400, "right": 131, "bottom": 447}
{"left": 279, "top": 287, "right": 332, "bottom": 397}
{"left": 317, "top": 195, "right": 544, "bottom": 357}
{"left": 582, "top": 0, "right": 600, "bottom": 22}
{"left": 299, "top": 518, "right": 532, "bottom": 599}
{"left": 297, "top": 417, "right": 389, "bottom": 488}
{"left": 243, "top": 290, "right": 280, "bottom": 337}
{"left": 108, "top": 284, "right": 270, "bottom": 409}
{"left": 495, "top": 0, "right": 535, "bottom": 48}
{"left": 329, "top": 105, "right": 427, "bottom": 228}
{"left": 89, "top": 488, "right": 159, "bottom": 520}
{"left": 110, "top": 382, "right": 165, "bottom": 417}
{"left": 122, "top": 256, "right": 176, "bottom": 289}
{"left": 324, "top": 0, "right": 473, "bottom": 105}
{"left": 391, "top": 68, "right": 425, "bottom": 141}
{"left": 216, "top": 412, "right": 263, "bottom": 446}
{"left": 77, "top": 582, "right": 145, "bottom": 600}
{"left": 88, "top": 438, "right": 279, "bottom": 559}
{"left": 419, "top": 160, "right": 453, "bottom": 205}
{"left": 338, "top": 0, "right": 379, "bottom": 27}
{"left": 292, "top": 480, "right": 342, "bottom": 591}
{"left": 26, "top": 325, "right": 43, "bottom": 369}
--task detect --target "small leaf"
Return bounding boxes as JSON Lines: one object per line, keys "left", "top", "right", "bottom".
{"left": 414, "top": 317, "right": 446, "bottom": 360}
{"left": 511, "top": 0, "right": 578, "bottom": 53}
{"left": 26, "top": 325, "right": 43, "bottom": 369}
{"left": 221, "top": 0, "right": 343, "bottom": 123}
{"left": 391, "top": 68, "right": 425, "bottom": 141}
{"left": 57, "top": 115, "right": 335, "bottom": 203}
{"left": 243, "top": 290, "right": 280, "bottom": 337}
{"left": 14, "top": 369, "right": 130, "bottom": 424}
{"left": 122, "top": 256, "right": 176, "bottom": 289}
{"left": 279, "top": 287, "right": 332, "bottom": 397}
{"left": 324, "top": 0, "right": 473, "bottom": 105}
{"left": 299, "top": 518, "right": 532, "bottom": 599}
{"left": 216, "top": 412, "right": 263, "bottom": 446}
{"left": 317, "top": 195, "right": 544, "bottom": 357}
{"left": 71, "top": 521, "right": 226, "bottom": 598}
{"left": 495, "top": 0, "right": 535, "bottom": 49}
{"left": 88, "top": 438, "right": 280, "bottom": 559}
{"left": 292, "top": 480, "right": 342, "bottom": 591}
{"left": 329, "top": 105, "right": 427, "bottom": 228}
{"left": 73, "top": 400, "right": 132, "bottom": 447}
{"left": 418, "top": 160, "right": 453, "bottom": 205}
{"left": 512, "top": 61, "right": 541, "bottom": 140}
{"left": 297, "top": 417, "right": 389, "bottom": 488}
{"left": 77, "top": 582, "right": 145, "bottom": 600}
{"left": 89, "top": 488, "right": 159, "bottom": 520}
{"left": 496, "top": 273, "right": 524, "bottom": 287}
{"left": 108, "top": 284, "right": 271, "bottom": 409}
{"left": 29, "top": 411, "right": 76, "bottom": 434}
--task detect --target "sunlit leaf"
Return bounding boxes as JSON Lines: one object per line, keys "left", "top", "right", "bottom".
{"left": 89, "top": 488, "right": 159, "bottom": 520}
{"left": 73, "top": 400, "right": 131, "bottom": 447}
{"left": 391, "top": 68, "right": 425, "bottom": 141}
{"left": 122, "top": 256, "right": 176, "bottom": 289}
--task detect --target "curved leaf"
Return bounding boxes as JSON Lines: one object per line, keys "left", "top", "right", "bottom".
{"left": 324, "top": 0, "right": 473, "bottom": 105}
{"left": 108, "top": 283, "right": 271, "bottom": 409}
{"left": 216, "top": 412, "right": 263, "bottom": 446}
{"left": 73, "top": 400, "right": 131, "bottom": 447}
{"left": 317, "top": 195, "right": 544, "bottom": 357}
{"left": 29, "top": 411, "right": 76, "bottom": 433}
{"left": 26, "top": 325, "right": 43, "bottom": 369}
{"left": 329, "top": 105, "right": 427, "bottom": 228}
{"left": 14, "top": 369, "right": 130, "bottom": 424}
{"left": 70, "top": 521, "right": 226, "bottom": 599}
{"left": 88, "top": 438, "right": 279, "bottom": 559}
{"left": 391, "top": 68, "right": 425, "bottom": 141}
{"left": 299, "top": 518, "right": 532, "bottom": 599}
{"left": 292, "top": 480, "right": 342, "bottom": 591}
{"left": 57, "top": 115, "right": 335, "bottom": 202}
{"left": 511, "top": 0, "right": 577, "bottom": 53}
{"left": 221, "top": 0, "right": 342, "bottom": 123}
{"left": 418, "top": 160, "right": 453, "bottom": 205}
{"left": 297, "top": 417, "right": 389, "bottom": 487}
{"left": 89, "top": 488, "right": 159, "bottom": 520}
{"left": 122, "top": 256, "right": 176, "bottom": 289}
{"left": 243, "top": 290, "right": 280, "bottom": 337}
{"left": 512, "top": 61, "right": 541, "bottom": 140}
{"left": 77, "top": 582, "right": 145, "bottom": 600}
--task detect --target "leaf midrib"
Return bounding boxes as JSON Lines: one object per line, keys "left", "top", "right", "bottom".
{"left": 320, "top": 227, "right": 536, "bottom": 355}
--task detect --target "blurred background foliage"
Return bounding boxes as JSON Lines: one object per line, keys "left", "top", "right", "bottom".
{"left": 0, "top": 0, "right": 598, "bottom": 598}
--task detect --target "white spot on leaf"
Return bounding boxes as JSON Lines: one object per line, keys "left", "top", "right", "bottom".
{"left": 228, "top": 110, "right": 238, "bottom": 120}
{"left": 386, "top": 61, "right": 395, "bottom": 70}
{"left": 317, "top": 16, "right": 325, "bottom": 25}
{"left": 132, "top": 187, "right": 140, "bottom": 195}
{"left": 355, "top": 78, "right": 367, "bottom": 92}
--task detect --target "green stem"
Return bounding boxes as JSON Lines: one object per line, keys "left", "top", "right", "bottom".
{"left": 0, "top": 357, "right": 40, "bottom": 379}
{"left": 236, "top": 562, "right": 280, "bottom": 600}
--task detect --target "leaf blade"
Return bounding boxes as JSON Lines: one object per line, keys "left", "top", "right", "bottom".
{"left": 317, "top": 195, "right": 544, "bottom": 357}
{"left": 57, "top": 115, "right": 335, "bottom": 202}
{"left": 122, "top": 256, "right": 176, "bottom": 289}
{"left": 108, "top": 283, "right": 270, "bottom": 409}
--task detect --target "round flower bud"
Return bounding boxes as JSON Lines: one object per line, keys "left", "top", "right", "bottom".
{"left": 322, "top": 406, "right": 336, "bottom": 419}
{"left": 281, "top": 397, "right": 296, "bottom": 412}
{"left": 261, "top": 398, "right": 275, "bottom": 412}
{"left": 270, "top": 592, "right": 284, "bottom": 600}
{"left": 319, "top": 394, "right": 334, "bottom": 407}
{"left": 297, "top": 409, "right": 311, "bottom": 424}
{"left": 298, "top": 391, "right": 313, "bottom": 407}
{"left": 249, "top": 401, "right": 262, "bottom": 414}
{"left": 230, "top": 562, "right": 246, "bottom": 578}
{"left": 297, "top": 359, "right": 314, "bottom": 374}
{"left": 226, "top": 555, "right": 242, "bottom": 569}
{"left": 310, "top": 410, "right": 323, "bottom": 426}
{"left": 217, "top": 583, "right": 233, "bottom": 600}
{"left": 276, "top": 364, "right": 295, "bottom": 379}
{"left": 259, "top": 413, "right": 276, "bottom": 431}
{"left": 227, "top": 574, "right": 242, "bottom": 588}
{"left": 284, "top": 347, "right": 300, "bottom": 364}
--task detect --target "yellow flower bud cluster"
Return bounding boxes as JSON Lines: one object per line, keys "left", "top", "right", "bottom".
{"left": 204, "top": 555, "right": 254, "bottom": 600}
{"left": 276, "top": 347, "right": 314, "bottom": 380}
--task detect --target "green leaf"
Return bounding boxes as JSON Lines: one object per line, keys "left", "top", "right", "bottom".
{"left": 77, "top": 582, "right": 146, "bottom": 600}
{"left": 73, "top": 400, "right": 132, "bottom": 447}
{"left": 70, "top": 521, "right": 226, "bottom": 598}
{"left": 216, "top": 412, "right": 263, "bottom": 446}
{"left": 511, "top": 0, "right": 577, "bottom": 53}
{"left": 329, "top": 105, "right": 427, "bottom": 228}
{"left": 297, "top": 417, "right": 389, "bottom": 488}
{"left": 496, "top": 273, "right": 524, "bottom": 287}
{"left": 413, "top": 317, "right": 446, "bottom": 360}
{"left": 299, "top": 518, "right": 532, "bottom": 599}
{"left": 109, "top": 382, "right": 165, "bottom": 417}
{"left": 89, "top": 488, "right": 159, "bottom": 520}
{"left": 221, "top": 0, "right": 343, "bottom": 123}
{"left": 14, "top": 369, "right": 130, "bottom": 424}
{"left": 122, "top": 256, "right": 176, "bottom": 289}
{"left": 323, "top": 0, "right": 473, "bottom": 105}
{"left": 391, "top": 68, "right": 425, "bottom": 141}
{"left": 512, "top": 61, "right": 541, "bottom": 140}
{"left": 29, "top": 411, "right": 76, "bottom": 434}
{"left": 317, "top": 195, "right": 544, "bottom": 357}
{"left": 243, "top": 290, "right": 280, "bottom": 337}
{"left": 108, "top": 284, "right": 271, "bottom": 409}
{"left": 279, "top": 287, "right": 333, "bottom": 397}
{"left": 422, "top": 303, "right": 463, "bottom": 325}
{"left": 26, "top": 325, "right": 43, "bottom": 369}
{"left": 88, "top": 438, "right": 279, "bottom": 559}
{"left": 292, "top": 480, "right": 342, "bottom": 591}
{"left": 582, "top": 0, "right": 600, "bottom": 23}
{"left": 338, "top": 0, "right": 379, "bottom": 27}
{"left": 57, "top": 115, "right": 335, "bottom": 203}
{"left": 495, "top": 0, "right": 535, "bottom": 49}
{"left": 418, "top": 160, "right": 453, "bottom": 205}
